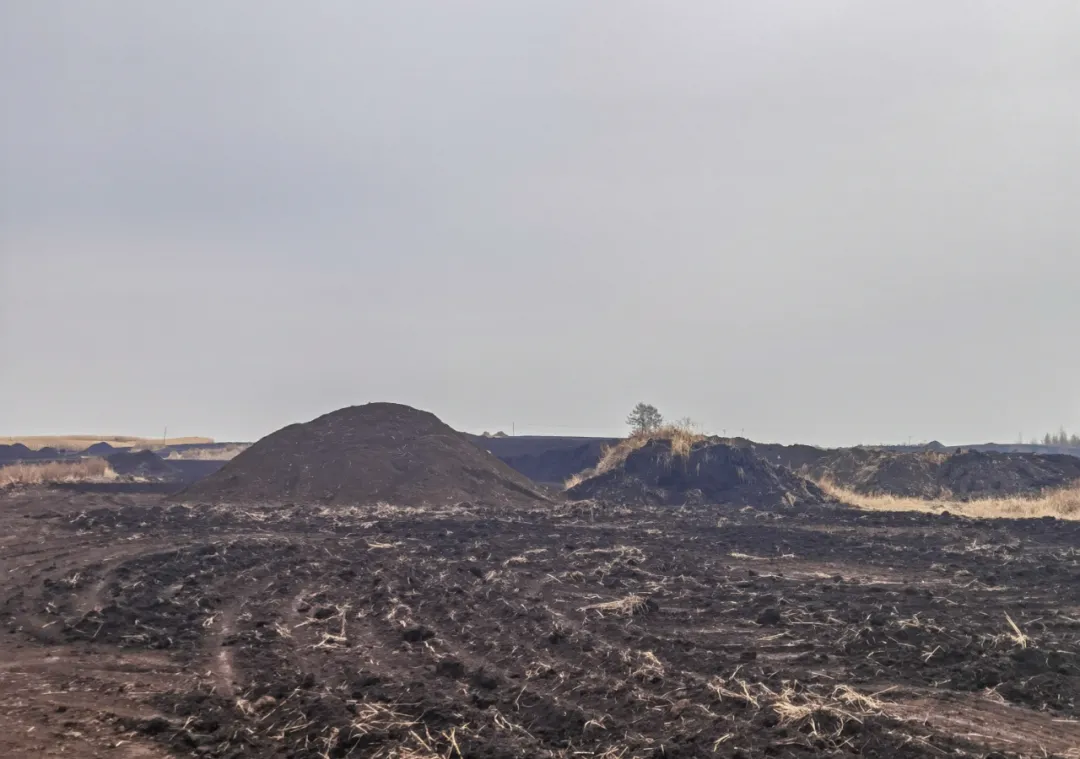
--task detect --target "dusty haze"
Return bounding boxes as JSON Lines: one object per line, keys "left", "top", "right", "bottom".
{"left": 1, "top": 2, "right": 1078, "bottom": 445}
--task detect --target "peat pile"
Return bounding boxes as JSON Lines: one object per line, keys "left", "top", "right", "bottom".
{"left": 817, "top": 449, "right": 1080, "bottom": 499}
{"left": 179, "top": 403, "right": 547, "bottom": 507}
{"left": 0, "top": 444, "right": 64, "bottom": 463}
{"left": 106, "top": 449, "right": 179, "bottom": 479}
{"left": 567, "top": 438, "right": 826, "bottom": 507}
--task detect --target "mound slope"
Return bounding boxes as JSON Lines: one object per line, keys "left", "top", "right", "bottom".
{"left": 815, "top": 449, "right": 1080, "bottom": 500}
{"left": 567, "top": 438, "right": 826, "bottom": 508}
{"left": 178, "top": 403, "right": 547, "bottom": 506}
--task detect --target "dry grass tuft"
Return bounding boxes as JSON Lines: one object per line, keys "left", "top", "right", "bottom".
{"left": 581, "top": 594, "right": 655, "bottom": 617}
{"left": 564, "top": 470, "right": 590, "bottom": 490}
{"left": 710, "top": 677, "right": 888, "bottom": 742}
{"left": 564, "top": 422, "right": 706, "bottom": 489}
{"left": 1005, "top": 613, "right": 1030, "bottom": 649}
{"left": 819, "top": 478, "right": 1080, "bottom": 520}
{"left": 0, "top": 458, "right": 116, "bottom": 488}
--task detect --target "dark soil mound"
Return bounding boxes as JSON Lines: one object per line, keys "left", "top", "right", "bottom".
{"left": 178, "top": 403, "right": 547, "bottom": 507}
{"left": 107, "top": 450, "right": 179, "bottom": 479}
{"left": 84, "top": 442, "right": 117, "bottom": 456}
{"left": 486, "top": 440, "right": 613, "bottom": 484}
{"left": 816, "top": 449, "right": 1080, "bottom": 499}
{"left": 0, "top": 444, "right": 62, "bottom": 462}
{"left": 567, "top": 439, "right": 826, "bottom": 508}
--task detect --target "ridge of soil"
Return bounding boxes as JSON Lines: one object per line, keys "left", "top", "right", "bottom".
{"left": 567, "top": 439, "right": 827, "bottom": 508}
{"left": 802, "top": 448, "right": 1080, "bottom": 500}
{"left": 0, "top": 443, "right": 63, "bottom": 462}
{"left": 177, "top": 403, "right": 548, "bottom": 507}
{"left": 464, "top": 435, "right": 1080, "bottom": 500}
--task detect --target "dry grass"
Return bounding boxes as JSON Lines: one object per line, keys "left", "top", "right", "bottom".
{"left": 0, "top": 458, "right": 116, "bottom": 488}
{"left": 819, "top": 478, "right": 1080, "bottom": 520}
{"left": 564, "top": 423, "right": 706, "bottom": 489}
{"left": 164, "top": 444, "right": 248, "bottom": 461}
{"left": 709, "top": 676, "right": 889, "bottom": 742}
{"left": 0, "top": 435, "right": 213, "bottom": 451}
{"left": 581, "top": 594, "right": 654, "bottom": 617}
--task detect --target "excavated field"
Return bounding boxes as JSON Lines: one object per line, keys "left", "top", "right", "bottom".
{"left": 1, "top": 485, "right": 1079, "bottom": 758}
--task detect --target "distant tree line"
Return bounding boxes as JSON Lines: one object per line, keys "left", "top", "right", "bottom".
{"left": 1038, "top": 428, "right": 1080, "bottom": 446}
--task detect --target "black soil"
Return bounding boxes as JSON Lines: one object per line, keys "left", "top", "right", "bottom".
{"left": 6, "top": 488, "right": 1080, "bottom": 758}
{"left": 567, "top": 439, "right": 827, "bottom": 508}
{"left": 107, "top": 449, "right": 179, "bottom": 478}
{"left": 807, "top": 448, "right": 1080, "bottom": 500}
{"left": 178, "top": 403, "right": 548, "bottom": 507}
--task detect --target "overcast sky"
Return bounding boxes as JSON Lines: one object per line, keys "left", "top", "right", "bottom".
{"left": 2, "top": 2, "right": 1078, "bottom": 446}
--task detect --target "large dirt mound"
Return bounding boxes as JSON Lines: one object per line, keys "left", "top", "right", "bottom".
{"left": 178, "top": 403, "right": 547, "bottom": 507}
{"left": 567, "top": 438, "right": 826, "bottom": 507}
{"left": 816, "top": 449, "right": 1080, "bottom": 499}
{"left": 106, "top": 449, "right": 179, "bottom": 479}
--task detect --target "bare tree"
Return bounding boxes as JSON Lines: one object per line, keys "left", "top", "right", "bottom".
{"left": 626, "top": 403, "right": 663, "bottom": 435}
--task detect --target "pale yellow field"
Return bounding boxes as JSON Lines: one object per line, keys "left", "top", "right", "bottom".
{"left": 0, "top": 435, "right": 213, "bottom": 451}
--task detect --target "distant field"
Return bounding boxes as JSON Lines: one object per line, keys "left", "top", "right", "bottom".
{"left": 0, "top": 435, "right": 214, "bottom": 451}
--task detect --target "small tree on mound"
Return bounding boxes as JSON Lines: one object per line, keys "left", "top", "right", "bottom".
{"left": 627, "top": 403, "right": 663, "bottom": 435}
{"left": 565, "top": 415, "right": 705, "bottom": 490}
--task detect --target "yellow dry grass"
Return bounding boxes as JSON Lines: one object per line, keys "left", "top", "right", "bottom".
{"left": 0, "top": 458, "right": 116, "bottom": 488}
{"left": 819, "top": 478, "right": 1080, "bottom": 520}
{"left": 564, "top": 424, "right": 706, "bottom": 489}
{"left": 0, "top": 435, "right": 213, "bottom": 451}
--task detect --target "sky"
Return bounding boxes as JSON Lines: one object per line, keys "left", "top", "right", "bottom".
{"left": 2, "top": 1, "right": 1079, "bottom": 446}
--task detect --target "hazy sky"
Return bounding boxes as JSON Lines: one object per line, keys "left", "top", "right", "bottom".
{"left": 2, "top": 2, "right": 1078, "bottom": 446}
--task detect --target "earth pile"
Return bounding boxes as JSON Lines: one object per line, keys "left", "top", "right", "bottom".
{"left": 106, "top": 449, "right": 179, "bottom": 479}
{"left": 814, "top": 449, "right": 1080, "bottom": 499}
{"left": 179, "top": 403, "right": 547, "bottom": 506}
{"left": 567, "top": 438, "right": 826, "bottom": 507}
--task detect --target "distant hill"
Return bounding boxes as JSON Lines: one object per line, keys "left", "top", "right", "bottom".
{"left": 0, "top": 435, "right": 214, "bottom": 452}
